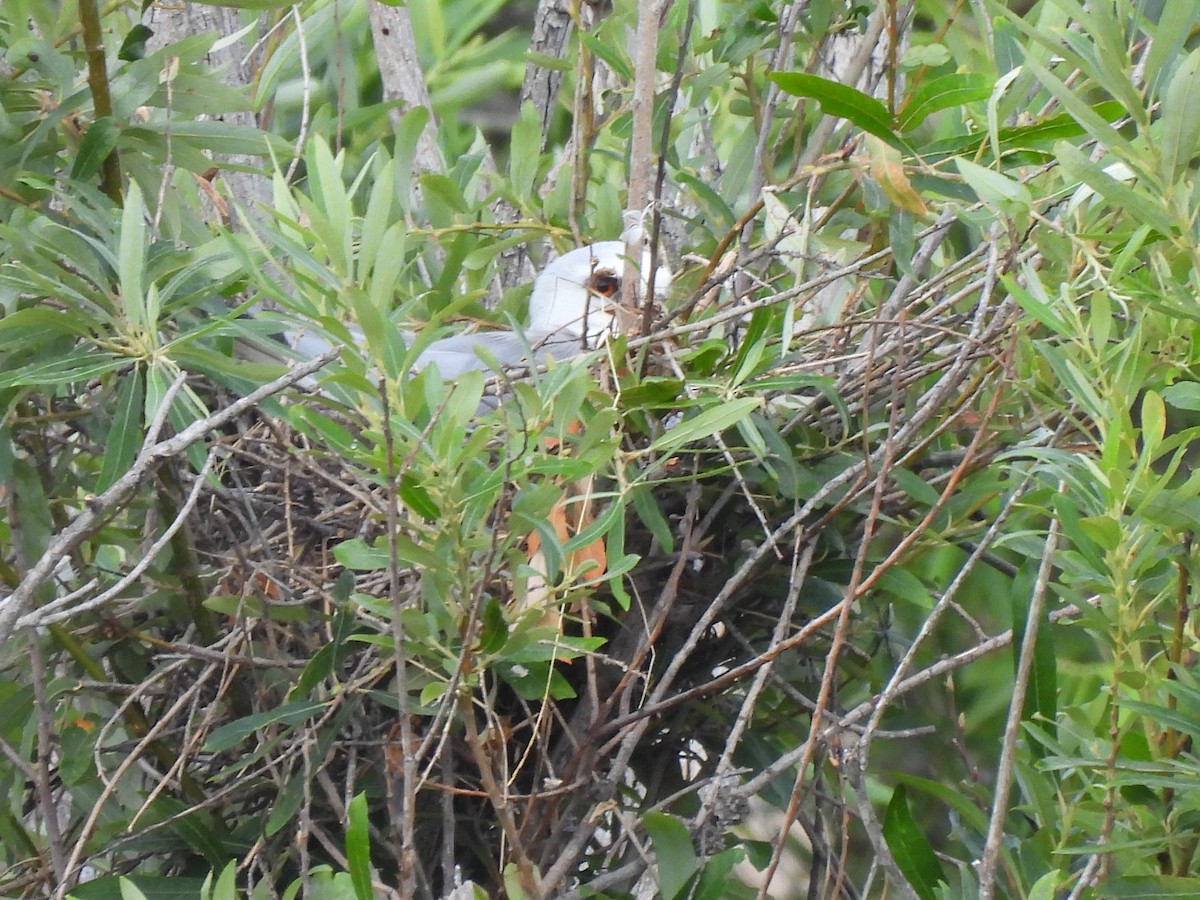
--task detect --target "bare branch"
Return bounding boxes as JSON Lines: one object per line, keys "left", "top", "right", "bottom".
{"left": 366, "top": 2, "right": 444, "bottom": 176}
{"left": 0, "top": 351, "right": 339, "bottom": 649}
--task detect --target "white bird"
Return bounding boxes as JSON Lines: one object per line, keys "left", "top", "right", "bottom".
{"left": 267, "top": 241, "right": 671, "bottom": 382}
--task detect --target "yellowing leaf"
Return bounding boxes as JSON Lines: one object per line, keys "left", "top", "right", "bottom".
{"left": 865, "top": 135, "right": 928, "bottom": 215}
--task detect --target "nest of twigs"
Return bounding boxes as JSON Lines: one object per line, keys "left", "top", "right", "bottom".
{"left": 117, "top": 219, "right": 1025, "bottom": 897}
{"left": 0, "top": 215, "right": 1033, "bottom": 900}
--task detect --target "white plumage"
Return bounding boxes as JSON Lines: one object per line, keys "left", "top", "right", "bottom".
{"left": 272, "top": 241, "right": 671, "bottom": 381}
{"left": 414, "top": 241, "right": 669, "bottom": 378}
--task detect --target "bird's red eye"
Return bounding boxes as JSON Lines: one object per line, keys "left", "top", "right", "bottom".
{"left": 590, "top": 273, "right": 620, "bottom": 297}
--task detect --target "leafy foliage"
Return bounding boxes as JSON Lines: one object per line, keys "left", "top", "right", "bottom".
{"left": 3, "top": 1, "right": 1200, "bottom": 899}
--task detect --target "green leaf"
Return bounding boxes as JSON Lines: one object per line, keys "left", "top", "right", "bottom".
{"left": 346, "top": 793, "right": 372, "bottom": 900}
{"left": 1021, "top": 50, "right": 1138, "bottom": 164}
{"left": 524, "top": 51, "right": 573, "bottom": 73}
{"left": 619, "top": 377, "right": 686, "bottom": 409}
{"left": 1096, "top": 876, "right": 1200, "bottom": 898}
{"left": 881, "top": 785, "right": 943, "bottom": 900}
{"left": 356, "top": 152, "right": 395, "bottom": 287}
{"left": 500, "top": 661, "right": 577, "bottom": 701}
{"left": 334, "top": 535, "right": 439, "bottom": 571}
{"left": 203, "top": 701, "right": 325, "bottom": 753}
{"left": 900, "top": 44, "right": 951, "bottom": 69}
{"left": 478, "top": 597, "right": 508, "bottom": 655}
{"left": 399, "top": 475, "right": 441, "bottom": 519}
{"left": 509, "top": 101, "right": 541, "bottom": 198}
{"left": 1012, "top": 565, "right": 1057, "bottom": 732}
{"left": 119, "top": 877, "right": 150, "bottom": 900}
{"left": 768, "top": 72, "right": 911, "bottom": 152}
{"left": 955, "top": 157, "right": 1032, "bottom": 217}
{"left": 692, "top": 846, "right": 745, "bottom": 900}
{"left": 125, "top": 120, "right": 287, "bottom": 157}
{"left": 1003, "top": 273, "right": 1069, "bottom": 336}
{"left": 649, "top": 397, "right": 763, "bottom": 456}
{"left": 97, "top": 366, "right": 144, "bottom": 491}
{"left": 631, "top": 483, "right": 675, "bottom": 554}
{"left": 890, "top": 467, "right": 941, "bottom": 507}
{"left": 118, "top": 24, "right": 155, "bottom": 61}
{"left": 119, "top": 181, "right": 148, "bottom": 333}
{"left": 1057, "top": 141, "right": 1175, "bottom": 235}
{"left": 168, "top": 0, "right": 301, "bottom": 9}
{"left": 0, "top": 351, "right": 128, "bottom": 389}
{"left": 419, "top": 173, "right": 469, "bottom": 215}
{"left": 643, "top": 811, "right": 698, "bottom": 900}
{"left": 68, "top": 875, "right": 208, "bottom": 899}
{"left": 0, "top": 307, "right": 94, "bottom": 344}
{"left": 1028, "top": 870, "right": 1062, "bottom": 900}
{"left": 1144, "top": 3, "right": 1200, "bottom": 98}
{"left": 878, "top": 567, "right": 935, "bottom": 610}
{"left": 1119, "top": 699, "right": 1200, "bottom": 741}
{"left": 1159, "top": 47, "right": 1200, "bottom": 185}
{"left": 1141, "top": 390, "right": 1166, "bottom": 455}
{"left": 578, "top": 29, "right": 633, "bottom": 82}
{"left": 752, "top": 413, "right": 806, "bottom": 499}
{"left": 72, "top": 117, "right": 121, "bottom": 181}
{"left": 1163, "top": 382, "right": 1200, "bottom": 412}
{"left": 265, "top": 777, "right": 306, "bottom": 838}
{"left": 208, "top": 861, "right": 237, "bottom": 900}
{"left": 898, "top": 73, "right": 992, "bottom": 132}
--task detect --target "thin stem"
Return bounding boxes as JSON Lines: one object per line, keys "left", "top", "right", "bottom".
{"left": 77, "top": 0, "right": 122, "bottom": 204}
{"left": 977, "top": 500, "right": 1063, "bottom": 900}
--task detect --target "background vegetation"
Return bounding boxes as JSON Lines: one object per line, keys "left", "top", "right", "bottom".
{"left": 2, "top": 0, "right": 1200, "bottom": 898}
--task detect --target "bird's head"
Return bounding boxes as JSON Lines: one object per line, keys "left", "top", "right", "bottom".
{"left": 527, "top": 241, "right": 672, "bottom": 347}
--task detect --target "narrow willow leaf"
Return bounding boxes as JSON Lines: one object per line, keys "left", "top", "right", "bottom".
{"left": 643, "top": 811, "right": 698, "bottom": 900}
{"left": 1001, "top": 273, "right": 1069, "bottom": 336}
{"left": 125, "top": 121, "right": 286, "bottom": 155}
{"left": 769, "top": 72, "right": 912, "bottom": 152}
{"left": 1022, "top": 50, "right": 1138, "bottom": 156}
{"left": 119, "top": 181, "right": 148, "bottom": 333}
{"left": 1163, "top": 382, "right": 1200, "bottom": 412}
{"left": 631, "top": 484, "right": 674, "bottom": 553}
{"left": 71, "top": 117, "right": 120, "bottom": 181}
{"left": 881, "top": 785, "right": 943, "bottom": 900}
{"left": 1058, "top": 142, "right": 1175, "bottom": 235}
{"left": 1144, "top": 2, "right": 1200, "bottom": 97}
{"left": 691, "top": 846, "right": 745, "bottom": 900}
{"left": 578, "top": 29, "right": 633, "bottom": 82}
{"left": 0, "top": 352, "right": 126, "bottom": 389}
{"left": 176, "top": 0, "right": 302, "bottom": 12}
{"left": 1141, "top": 390, "right": 1166, "bottom": 456}
{"left": 419, "top": 173, "right": 469, "bottom": 216}
{"left": 510, "top": 101, "right": 541, "bottom": 198}
{"left": 211, "top": 861, "right": 238, "bottom": 900}
{"left": 649, "top": 397, "right": 763, "bottom": 456}
{"left": 525, "top": 51, "right": 572, "bottom": 72}
{"left": 1097, "top": 876, "right": 1200, "bottom": 897}
{"left": 955, "top": 157, "right": 1032, "bottom": 217}
{"left": 399, "top": 475, "right": 441, "bottom": 519}
{"left": 346, "top": 793, "right": 372, "bottom": 900}
{"left": 1011, "top": 563, "right": 1057, "bottom": 735}
{"left": 202, "top": 701, "right": 324, "bottom": 753}
{"left": 97, "top": 365, "right": 144, "bottom": 491}
{"left": 478, "top": 597, "right": 509, "bottom": 655}
{"left": 1159, "top": 47, "right": 1200, "bottom": 185}
{"left": 357, "top": 153, "right": 394, "bottom": 287}
{"left": 898, "top": 73, "right": 992, "bottom": 132}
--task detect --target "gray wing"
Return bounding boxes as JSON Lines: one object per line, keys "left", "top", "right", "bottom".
{"left": 413, "top": 330, "right": 587, "bottom": 379}
{"left": 245, "top": 320, "right": 590, "bottom": 385}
